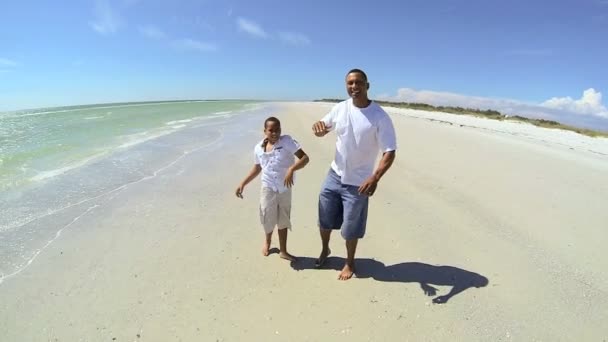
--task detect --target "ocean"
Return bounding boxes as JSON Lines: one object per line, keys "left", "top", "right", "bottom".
{"left": 0, "top": 100, "right": 258, "bottom": 192}
{"left": 0, "top": 100, "right": 269, "bottom": 283}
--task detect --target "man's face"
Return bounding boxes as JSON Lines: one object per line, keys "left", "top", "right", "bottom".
{"left": 345, "top": 72, "right": 369, "bottom": 99}
{"left": 264, "top": 121, "right": 281, "bottom": 143}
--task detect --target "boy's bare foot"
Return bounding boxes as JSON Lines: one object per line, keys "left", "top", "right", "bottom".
{"left": 315, "top": 248, "right": 331, "bottom": 268}
{"left": 279, "top": 251, "right": 296, "bottom": 261}
{"left": 338, "top": 263, "right": 355, "bottom": 280}
{"left": 262, "top": 242, "right": 270, "bottom": 256}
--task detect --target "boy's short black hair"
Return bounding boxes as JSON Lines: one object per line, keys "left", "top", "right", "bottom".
{"left": 346, "top": 68, "right": 368, "bottom": 82}
{"left": 264, "top": 116, "right": 281, "bottom": 128}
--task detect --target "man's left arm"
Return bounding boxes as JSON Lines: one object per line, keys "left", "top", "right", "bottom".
{"left": 358, "top": 115, "right": 397, "bottom": 196}
{"left": 358, "top": 150, "right": 395, "bottom": 196}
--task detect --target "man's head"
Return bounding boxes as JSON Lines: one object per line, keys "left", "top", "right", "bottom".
{"left": 263, "top": 116, "right": 281, "bottom": 143}
{"left": 345, "top": 68, "right": 370, "bottom": 100}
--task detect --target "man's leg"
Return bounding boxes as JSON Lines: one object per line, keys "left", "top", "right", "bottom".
{"left": 317, "top": 169, "right": 342, "bottom": 267}
{"left": 338, "top": 184, "right": 368, "bottom": 280}
{"left": 278, "top": 228, "right": 296, "bottom": 261}
{"left": 316, "top": 228, "right": 332, "bottom": 267}
{"left": 339, "top": 238, "right": 358, "bottom": 280}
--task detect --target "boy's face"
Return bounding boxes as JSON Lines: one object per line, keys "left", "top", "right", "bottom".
{"left": 264, "top": 121, "right": 281, "bottom": 143}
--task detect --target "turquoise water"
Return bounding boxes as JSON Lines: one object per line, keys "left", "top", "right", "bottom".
{"left": 0, "top": 100, "right": 255, "bottom": 192}
{"left": 0, "top": 100, "right": 272, "bottom": 283}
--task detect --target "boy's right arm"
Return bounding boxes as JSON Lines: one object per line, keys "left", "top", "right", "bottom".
{"left": 235, "top": 164, "right": 262, "bottom": 198}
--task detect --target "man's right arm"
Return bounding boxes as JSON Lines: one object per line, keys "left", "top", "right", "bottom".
{"left": 312, "top": 121, "right": 330, "bottom": 137}
{"left": 313, "top": 106, "right": 337, "bottom": 137}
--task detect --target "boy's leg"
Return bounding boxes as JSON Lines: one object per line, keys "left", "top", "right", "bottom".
{"left": 277, "top": 189, "right": 295, "bottom": 261}
{"left": 263, "top": 231, "right": 272, "bottom": 256}
{"left": 277, "top": 228, "right": 295, "bottom": 261}
{"left": 260, "top": 188, "right": 278, "bottom": 256}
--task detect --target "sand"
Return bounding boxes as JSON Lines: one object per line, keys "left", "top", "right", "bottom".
{"left": 1, "top": 102, "right": 607, "bottom": 341}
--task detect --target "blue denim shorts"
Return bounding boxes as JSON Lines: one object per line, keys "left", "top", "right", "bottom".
{"left": 318, "top": 168, "right": 369, "bottom": 240}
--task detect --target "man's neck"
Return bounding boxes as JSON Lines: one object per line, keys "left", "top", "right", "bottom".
{"left": 352, "top": 98, "right": 371, "bottom": 108}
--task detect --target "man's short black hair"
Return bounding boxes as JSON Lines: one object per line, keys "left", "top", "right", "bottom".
{"left": 264, "top": 116, "right": 281, "bottom": 128}
{"left": 346, "top": 68, "right": 368, "bottom": 82}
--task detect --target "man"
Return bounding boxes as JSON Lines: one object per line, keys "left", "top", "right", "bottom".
{"left": 312, "top": 68, "right": 397, "bottom": 280}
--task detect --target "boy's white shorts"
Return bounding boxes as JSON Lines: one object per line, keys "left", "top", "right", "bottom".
{"left": 259, "top": 187, "right": 292, "bottom": 233}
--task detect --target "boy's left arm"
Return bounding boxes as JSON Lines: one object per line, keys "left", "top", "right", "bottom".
{"left": 284, "top": 149, "right": 309, "bottom": 188}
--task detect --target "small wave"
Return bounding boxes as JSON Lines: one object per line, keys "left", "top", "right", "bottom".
{"left": 165, "top": 119, "right": 193, "bottom": 125}
{"left": 83, "top": 116, "right": 104, "bottom": 120}
{"left": 117, "top": 129, "right": 179, "bottom": 149}
{"left": 212, "top": 110, "right": 234, "bottom": 116}
{"left": 3, "top": 101, "right": 211, "bottom": 119}
{"left": 29, "top": 152, "right": 108, "bottom": 182}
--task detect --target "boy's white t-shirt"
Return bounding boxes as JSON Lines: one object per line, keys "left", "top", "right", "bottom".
{"left": 254, "top": 135, "right": 301, "bottom": 193}
{"left": 321, "top": 98, "right": 397, "bottom": 186}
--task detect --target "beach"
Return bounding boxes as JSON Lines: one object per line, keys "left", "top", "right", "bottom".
{"left": 1, "top": 101, "right": 607, "bottom": 341}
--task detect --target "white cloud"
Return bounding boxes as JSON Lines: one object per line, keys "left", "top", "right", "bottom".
{"left": 138, "top": 25, "right": 166, "bottom": 39}
{"left": 541, "top": 88, "right": 608, "bottom": 118}
{"left": 237, "top": 17, "right": 268, "bottom": 38}
{"left": 378, "top": 87, "right": 608, "bottom": 126}
{"left": 89, "top": 0, "right": 123, "bottom": 35}
{"left": 278, "top": 31, "right": 311, "bottom": 46}
{"left": 0, "top": 58, "right": 18, "bottom": 67}
{"left": 173, "top": 38, "right": 217, "bottom": 52}
{"left": 378, "top": 88, "right": 529, "bottom": 112}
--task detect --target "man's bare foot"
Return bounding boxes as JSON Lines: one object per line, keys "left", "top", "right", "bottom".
{"left": 262, "top": 242, "right": 270, "bottom": 256}
{"left": 279, "top": 251, "right": 296, "bottom": 261}
{"left": 315, "top": 248, "right": 331, "bottom": 268}
{"left": 338, "top": 263, "right": 355, "bottom": 280}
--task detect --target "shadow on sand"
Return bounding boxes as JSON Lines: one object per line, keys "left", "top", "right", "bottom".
{"left": 291, "top": 257, "right": 489, "bottom": 304}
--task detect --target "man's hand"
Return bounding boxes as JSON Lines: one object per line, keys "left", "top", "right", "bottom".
{"left": 235, "top": 184, "right": 245, "bottom": 198}
{"left": 312, "top": 121, "right": 330, "bottom": 137}
{"left": 358, "top": 176, "right": 378, "bottom": 196}
{"left": 421, "top": 283, "right": 438, "bottom": 296}
{"left": 284, "top": 168, "right": 295, "bottom": 188}
{"left": 432, "top": 295, "right": 449, "bottom": 304}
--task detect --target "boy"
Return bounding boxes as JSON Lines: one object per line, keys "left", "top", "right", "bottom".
{"left": 235, "top": 116, "right": 309, "bottom": 261}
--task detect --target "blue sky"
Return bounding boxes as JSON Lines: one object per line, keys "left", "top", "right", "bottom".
{"left": 1, "top": 0, "right": 608, "bottom": 129}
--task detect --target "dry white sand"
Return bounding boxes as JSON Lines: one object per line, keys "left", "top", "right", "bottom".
{"left": 1, "top": 102, "right": 607, "bottom": 341}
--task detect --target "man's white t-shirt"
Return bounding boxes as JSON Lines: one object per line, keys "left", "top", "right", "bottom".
{"left": 321, "top": 99, "right": 397, "bottom": 186}
{"left": 254, "top": 135, "right": 301, "bottom": 193}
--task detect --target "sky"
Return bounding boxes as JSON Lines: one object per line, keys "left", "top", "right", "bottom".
{"left": 1, "top": 0, "right": 608, "bottom": 129}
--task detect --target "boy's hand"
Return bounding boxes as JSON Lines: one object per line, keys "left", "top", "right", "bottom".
{"left": 312, "top": 121, "right": 330, "bottom": 137}
{"left": 235, "top": 184, "right": 245, "bottom": 198}
{"left": 284, "top": 169, "right": 295, "bottom": 188}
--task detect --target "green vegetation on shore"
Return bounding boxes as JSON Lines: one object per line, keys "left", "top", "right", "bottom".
{"left": 315, "top": 99, "right": 608, "bottom": 138}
